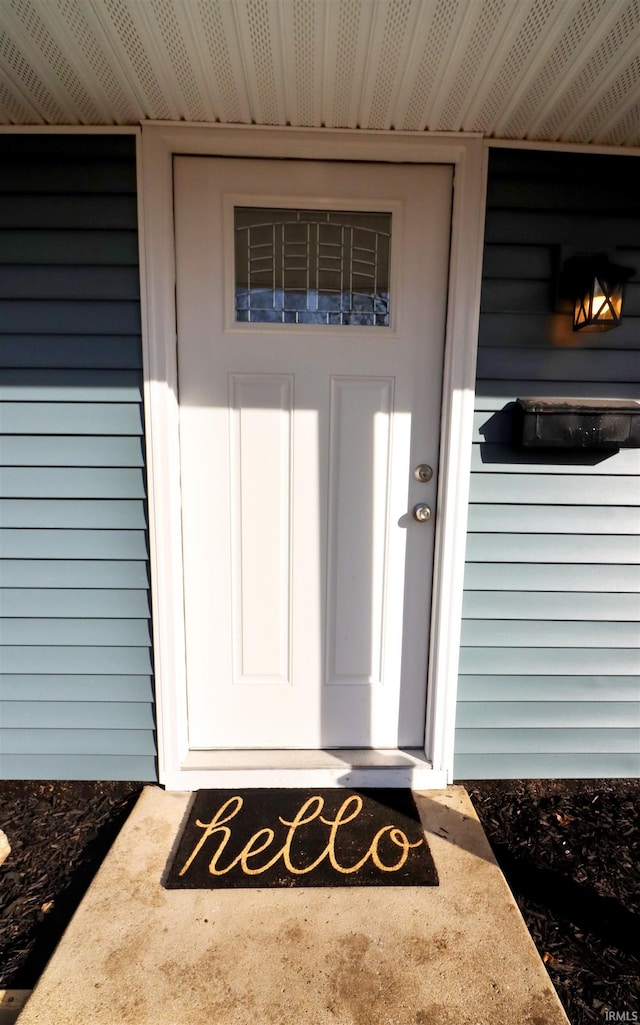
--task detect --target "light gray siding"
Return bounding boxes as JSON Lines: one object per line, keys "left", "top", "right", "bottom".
{"left": 0, "top": 134, "right": 155, "bottom": 781}
{"left": 455, "top": 148, "right": 640, "bottom": 779}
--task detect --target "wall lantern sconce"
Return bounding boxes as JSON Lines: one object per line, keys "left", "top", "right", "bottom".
{"left": 563, "top": 254, "right": 634, "bottom": 332}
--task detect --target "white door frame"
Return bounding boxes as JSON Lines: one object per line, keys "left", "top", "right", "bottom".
{"left": 138, "top": 123, "right": 487, "bottom": 791}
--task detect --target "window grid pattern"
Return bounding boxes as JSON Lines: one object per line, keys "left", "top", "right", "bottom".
{"left": 235, "top": 208, "right": 391, "bottom": 326}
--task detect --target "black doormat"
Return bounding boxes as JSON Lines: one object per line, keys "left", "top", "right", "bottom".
{"left": 164, "top": 789, "right": 438, "bottom": 888}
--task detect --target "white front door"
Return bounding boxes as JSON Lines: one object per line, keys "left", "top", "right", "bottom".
{"left": 174, "top": 157, "right": 452, "bottom": 751}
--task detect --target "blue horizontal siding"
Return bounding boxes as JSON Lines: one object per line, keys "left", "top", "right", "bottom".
{"left": 0, "top": 195, "right": 139, "bottom": 229}
{"left": 0, "top": 336, "right": 143, "bottom": 369}
{"left": 484, "top": 211, "right": 640, "bottom": 246}
{"left": 0, "top": 266, "right": 142, "bottom": 300}
{"left": 0, "top": 499, "right": 147, "bottom": 528}
{"left": 0, "top": 589, "right": 150, "bottom": 617}
{"left": 0, "top": 674, "right": 154, "bottom": 701}
{"left": 0, "top": 470, "right": 146, "bottom": 499}
{"left": 467, "top": 504, "right": 639, "bottom": 533}
{"left": 482, "top": 280, "right": 640, "bottom": 319}
{"left": 455, "top": 728, "right": 639, "bottom": 754}
{"left": 455, "top": 148, "right": 640, "bottom": 781}
{"left": 459, "top": 648, "right": 639, "bottom": 675}
{"left": 464, "top": 534, "right": 639, "bottom": 563}
{"left": 462, "top": 591, "right": 640, "bottom": 621}
{"left": 0, "top": 436, "right": 144, "bottom": 467}
{"left": 0, "top": 754, "right": 156, "bottom": 781}
{"left": 461, "top": 619, "right": 639, "bottom": 647}
{"left": 457, "top": 676, "right": 640, "bottom": 701}
{"left": 482, "top": 244, "right": 553, "bottom": 279}
{"left": 479, "top": 312, "right": 640, "bottom": 349}
{"left": 0, "top": 302, "right": 141, "bottom": 334}
{"left": 0, "top": 528, "right": 148, "bottom": 557}
{"left": 456, "top": 702, "right": 639, "bottom": 730}
{"left": 0, "top": 230, "right": 140, "bottom": 265}
{"left": 477, "top": 347, "right": 640, "bottom": 383}
{"left": 0, "top": 134, "right": 155, "bottom": 782}
{"left": 0, "top": 559, "right": 149, "bottom": 588}
{"left": 0, "top": 157, "right": 136, "bottom": 194}
{"left": 2, "top": 701, "right": 154, "bottom": 729}
{"left": 0, "top": 369, "right": 142, "bottom": 400}
{"left": 485, "top": 159, "right": 640, "bottom": 211}
{"left": 463, "top": 563, "right": 640, "bottom": 592}
{"left": 470, "top": 447, "right": 640, "bottom": 475}
{"left": 0, "top": 646, "right": 153, "bottom": 674}
{"left": 454, "top": 753, "right": 640, "bottom": 779}
{"left": 468, "top": 474, "right": 636, "bottom": 505}
{"left": 0, "top": 402, "right": 143, "bottom": 434}
{"left": 0, "top": 618, "right": 151, "bottom": 646}
{"left": 1, "top": 729, "right": 156, "bottom": 756}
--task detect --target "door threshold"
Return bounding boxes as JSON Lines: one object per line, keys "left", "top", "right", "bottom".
{"left": 162, "top": 749, "right": 448, "bottom": 791}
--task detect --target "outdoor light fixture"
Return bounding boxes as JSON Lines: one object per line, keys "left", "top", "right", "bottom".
{"left": 564, "top": 254, "right": 634, "bottom": 332}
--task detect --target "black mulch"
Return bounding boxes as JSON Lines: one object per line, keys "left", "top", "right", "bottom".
{"left": 463, "top": 779, "right": 640, "bottom": 1025}
{"left": 0, "top": 781, "right": 143, "bottom": 988}
{"left": 0, "top": 779, "right": 638, "bottom": 1025}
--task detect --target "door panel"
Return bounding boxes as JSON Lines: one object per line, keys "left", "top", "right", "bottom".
{"left": 174, "top": 157, "right": 452, "bottom": 750}
{"left": 325, "top": 374, "right": 394, "bottom": 687}
{"left": 229, "top": 373, "right": 293, "bottom": 684}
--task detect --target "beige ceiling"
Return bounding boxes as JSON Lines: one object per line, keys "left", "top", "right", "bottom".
{"left": 1, "top": 0, "right": 639, "bottom": 146}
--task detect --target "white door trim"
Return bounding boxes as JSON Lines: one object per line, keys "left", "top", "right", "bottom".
{"left": 138, "top": 123, "right": 487, "bottom": 790}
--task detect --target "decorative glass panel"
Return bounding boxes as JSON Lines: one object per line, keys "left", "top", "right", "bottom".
{"left": 234, "top": 208, "right": 391, "bottom": 326}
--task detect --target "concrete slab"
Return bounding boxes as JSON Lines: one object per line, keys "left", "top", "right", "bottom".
{"left": 18, "top": 786, "right": 569, "bottom": 1025}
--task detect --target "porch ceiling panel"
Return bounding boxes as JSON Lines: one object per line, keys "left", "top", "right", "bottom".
{"left": 1, "top": 0, "right": 639, "bottom": 145}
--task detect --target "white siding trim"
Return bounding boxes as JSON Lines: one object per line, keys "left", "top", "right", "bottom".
{"left": 139, "top": 123, "right": 486, "bottom": 790}
{"left": 426, "top": 139, "right": 488, "bottom": 783}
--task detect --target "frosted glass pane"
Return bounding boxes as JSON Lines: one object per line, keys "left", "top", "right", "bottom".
{"left": 235, "top": 208, "right": 391, "bottom": 326}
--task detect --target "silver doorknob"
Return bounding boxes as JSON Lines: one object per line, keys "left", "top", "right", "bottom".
{"left": 412, "top": 504, "right": 432, "bottom": 522}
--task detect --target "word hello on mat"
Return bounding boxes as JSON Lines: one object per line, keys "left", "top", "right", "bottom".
{"left": 164, "top": 789, "right": 439, "bottom": 888}
{"left": 181, "top": 793, "right": 422, "bottom": 876}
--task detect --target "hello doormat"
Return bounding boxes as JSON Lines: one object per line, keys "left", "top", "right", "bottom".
{"left": 164, "top": 788, "right": 438, "bottom": 888}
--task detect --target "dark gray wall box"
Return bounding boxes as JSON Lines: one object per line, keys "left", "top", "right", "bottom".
{"left": 515, "top": 398, "right": 640, "bottom": 450}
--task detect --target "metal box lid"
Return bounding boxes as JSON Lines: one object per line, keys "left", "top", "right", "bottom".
{"left": 515, "top": 398, "right": 640, "bottom": 450}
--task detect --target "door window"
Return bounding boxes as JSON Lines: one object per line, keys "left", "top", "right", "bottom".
{"left": 234, "top": 207, "right": 391, "bottom": 326}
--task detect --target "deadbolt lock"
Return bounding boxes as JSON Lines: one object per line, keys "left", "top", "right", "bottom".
{"left": 414, "top": 464, "right": 433, "bottom": 482}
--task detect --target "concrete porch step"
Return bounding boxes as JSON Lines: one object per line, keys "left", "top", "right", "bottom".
{"left": 17, "top": 785, "right": 569, "bottom": 1025}
{"left": 0, "top": 991, "right": 31, "bottom": 1025}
